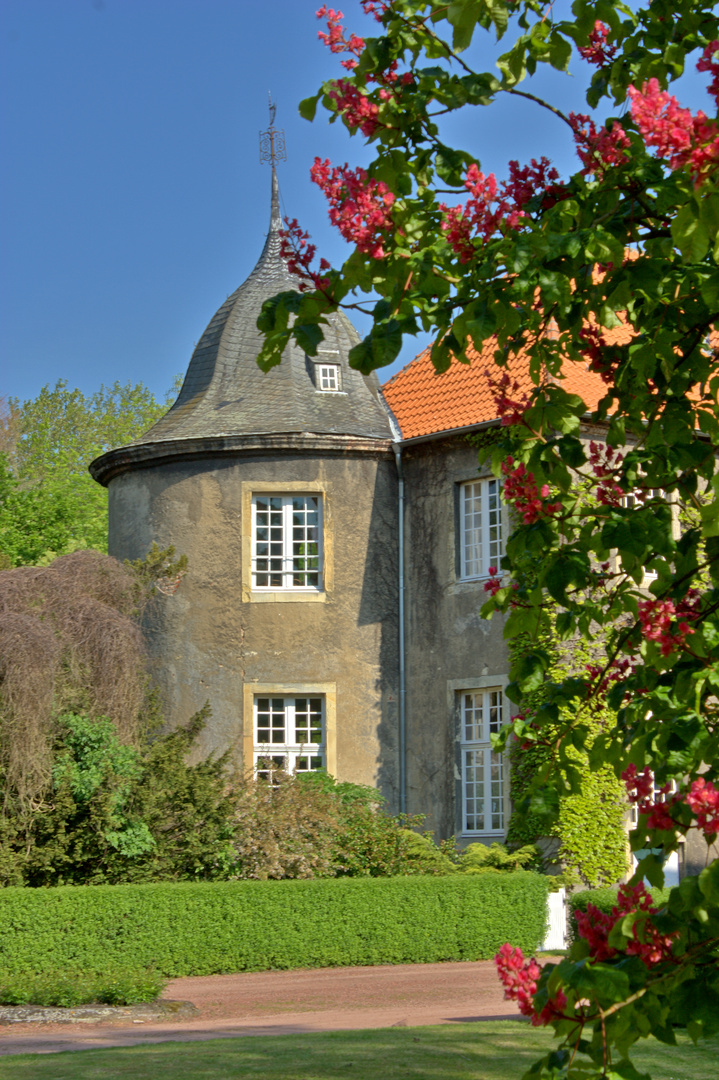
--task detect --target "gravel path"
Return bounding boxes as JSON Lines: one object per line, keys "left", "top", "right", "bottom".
{"left": 0, "top": 960, "right": 519, "bottom": 1056}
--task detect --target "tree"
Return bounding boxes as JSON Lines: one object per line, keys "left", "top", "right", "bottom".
{"left": 259, "top": 2, "right": 719, "bottom": 1076}
{"left": 0, "top": 379, "right": 177, "bottom": 566}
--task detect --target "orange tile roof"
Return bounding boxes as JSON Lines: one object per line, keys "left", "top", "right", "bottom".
{"left": 382, "top": 335, "right": 623, "bottom": 441}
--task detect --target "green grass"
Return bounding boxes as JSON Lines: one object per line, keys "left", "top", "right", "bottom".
{"left": 1, "top": 1021, "right": 716, "bottom": 1080}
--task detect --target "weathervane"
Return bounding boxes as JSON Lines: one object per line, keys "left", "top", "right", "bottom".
{"left": 259, "top": 94, "right": 287, "bottom": 165}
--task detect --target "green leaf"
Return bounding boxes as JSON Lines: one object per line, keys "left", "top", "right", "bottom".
{"left": 672, "top": 203, "right": 709, "bottom": 262}
{"left": 298, "top": 94, "right": 320, "bottom": 122}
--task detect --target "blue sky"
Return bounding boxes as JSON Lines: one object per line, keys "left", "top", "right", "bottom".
{"left": 0, "top": 0, "right": 713, "bottom": 407}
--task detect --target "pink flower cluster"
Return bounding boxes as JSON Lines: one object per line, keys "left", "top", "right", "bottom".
{"left": 360, "top": 0, "right": 388, "bottom": 21}
{"left": 622, "top": 764, "right": 678, "bottom": 830}
{"left": 484, "top": 565, "right": 501, "bottom": 595}
{"left": 485, "top": 369, "right": 530, "bottom": 426}
{"left": 316, "top": 6, "right": 366, "bottom": 70}
{"left": 578, "top": 21, "right": 617, "bottom": 68}
{"left": 576, "top": 883, "right": 677, "bottom": 967}
{"left": 686, "top": 777, "right": 719, "bottom": 840}
{"left": 588, "top": 441, "right": 624, "bottom": 505}
{"left": 637, "top": 596, "right": 698, "bottom": 656}
{"left": 494, "top": 943, "right": 567, "bottom": 1026}
{"left": 584, "top": 655, "right": 632, "bottom": 697}
{"left": 569, "top": 113, "right": 631, "bottom": 177}
{"left": 628, "top": 68, "right": 719, "bottom": 187}
{"left": 278, "top": 218, "right": 331, "bottom": 293}
{"left": 310, "top": 158, "right": 395, "bottom": 258}
{"left": 328, "top": 79, "right": 380, "bottom": 135}
{"left": 696, "top": 39, "right": 719, "bottom": 106}
{"left": 622, "top": 766, "right": 719, "bottom": 841}
{"left": 440, "top": 159, "right": 561, "bottom": 261}
{"left": 579, "top": 325, "right": 620, "bottom": 384}
{"left": 501, "top": 457, "right": 562, "bottom": 525}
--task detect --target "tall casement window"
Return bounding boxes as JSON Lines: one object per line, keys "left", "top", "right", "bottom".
{"left": 252, "top": 495, "right": 323, "bottom": 590}
{"left": 459, "top": 688, "right": 505, "bottom": 834}
{"left": 459, "top": 479, "right": 503, "bottom": 579}
{"left": 254, "top": 695, "right": 326, "bottom": 778}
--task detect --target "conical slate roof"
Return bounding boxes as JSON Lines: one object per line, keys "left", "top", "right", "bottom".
{"left": 128, "top": 169, "right": 392, "bottom": 447}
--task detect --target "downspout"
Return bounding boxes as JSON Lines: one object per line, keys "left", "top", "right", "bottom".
{"left": 392, "top": 442, "right": 407, "bottom": 815}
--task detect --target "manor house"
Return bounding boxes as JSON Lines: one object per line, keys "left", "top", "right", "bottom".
{"left": 90, "top": 169, "right": 605, "bottom": 843}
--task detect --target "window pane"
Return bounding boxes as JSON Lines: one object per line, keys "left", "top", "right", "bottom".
{"left": 460, "top": 689, "right": 505, "bottom": 834}
{"left": 487, "top": 691, "right": 502, "bottom": 735}
{"left": 252, "top": 495, "right": 323, "bottom": 590}
{"left": 462, "top": 482, "right": 482, "bottom": 578}
{"left": 254, "top": 696, "right": 326, "bottom": 778}
{"left": 464, "top": 748, "right": 485, "bottom": 832}
{"left": 463, "top": 693, "right": 483, "bottom": 742}
{"left": 460, "top": 479, "right": 504, "bottom": 579}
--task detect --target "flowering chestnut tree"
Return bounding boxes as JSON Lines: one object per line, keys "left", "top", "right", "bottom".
{"left": 258, "top": 2, "right": 719, "bottom": 1075}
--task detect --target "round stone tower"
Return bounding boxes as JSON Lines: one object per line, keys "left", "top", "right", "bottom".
{"left": 90, "top": 170, "right": 400, "bottom": 802}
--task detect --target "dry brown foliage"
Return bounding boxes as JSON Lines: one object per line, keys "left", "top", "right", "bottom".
{"left": 0, "top": 550, "right": 146, "bottom": 805}
{"left": 230, "top": 769, "right": 341, "bottom": 879}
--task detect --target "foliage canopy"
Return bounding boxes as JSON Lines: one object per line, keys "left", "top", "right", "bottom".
{"left": 260, "top": 1, "right": 719, "bottom": 1075}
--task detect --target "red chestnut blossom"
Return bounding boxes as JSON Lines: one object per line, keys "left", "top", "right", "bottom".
{"left": 696, "top": 40, "right": 719, "bottom": 106}
{"left": 483, "top": 565, "right": 502, "bottom": 595}
{"left": 316, "top": 6, "right": 366, "bottom": 69}
{"left": 501, "top": 457, "right": 562, "bottom": 525}
{"left": 328, "top": 79, "right": 380, "bottom": 135}
{"left": 361, "top": 0, "right": 388, "bottom": 20}
{"left": 628, "top": 77, "right": 719, "bottom": 187}
{"left": 569, "top": 112, "right": 631, "bottom": 177}
{"left": 686, "top": 777, "right": 719, "bottom": 840}
{"left": 622, "top": 764, "right": 679, "bottom": 830}
{"left": 310, "top": 158, "right": 395, "bottom": 258}
{"left": 587, "top": 440, "right": 625, "bottom": 505}
{"left": 440, "top": 159, "right": 561, "bottom": 260}
{"left": 637, "top": 596, "right": 698, "bottom": 656}
{"left": 494, "top": 943, "right": 567, "bottom": 1026}
{"left": 279, "top": 218, "right": 332, "bottom": 293}
{"left": 576, "top": 883, "right": 677, "bottom": 967}
{"left": 578, "top": 21, "right": 618, "bottom": 67}
{"left": 485, "top": 369, "right": 531, "bottom": 426}
{"left": 585, "top": 655, "right": 632, "bottom": 696}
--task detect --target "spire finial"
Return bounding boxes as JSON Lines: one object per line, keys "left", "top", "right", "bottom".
{"left": 259, "top": 94, "right": 287, "bottom": 166}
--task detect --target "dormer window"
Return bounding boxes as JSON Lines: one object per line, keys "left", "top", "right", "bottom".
{"left": 317, "top": 363, "right": 341, "bottom": 392}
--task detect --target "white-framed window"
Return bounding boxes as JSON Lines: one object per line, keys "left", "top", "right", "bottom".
{"left": 621, "top": 490, "right": 665, "bottom": 581}
{"left": 254, "top": 695, "right": 325, "bottom": 779}
{"left": 459, "top": 479, "right": 503, "bottom": 579}
{"left": 252, "top": 494, "right": 322, "bottom": 590}
{"left": 460, "top": 688, "right": 505, "bottom": 834}
{"left": 316, "top": 363, "right": 340, "bottom": 392}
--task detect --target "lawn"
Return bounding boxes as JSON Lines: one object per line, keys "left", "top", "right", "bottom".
{"left": 1, "top": 1021, "right": 716, "bottom": 1080}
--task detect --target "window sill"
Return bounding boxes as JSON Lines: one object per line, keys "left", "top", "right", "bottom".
{"left": 245, "top": 590, "right": 328, "bottom": 604}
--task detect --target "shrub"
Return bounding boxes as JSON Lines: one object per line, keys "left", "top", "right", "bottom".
{"left": 0, "top": 874, "right": 549, "bottom": 976}
{"left": 568, "top": 886, "right": 671, "bottom": 943}
{"left": 458, "top": 842, "right": 542, "bottom": 874}
{"left": 0, "top": 968, "right": 166, "bottom": 1007}
{"left": 1, "top": 704, "right": 235, "bottom": 887}
{"left": 229, "top": 769, "right": 435, "bottom": 880}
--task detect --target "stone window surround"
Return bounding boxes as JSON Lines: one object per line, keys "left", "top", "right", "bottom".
{"left": 243, "top": 681, "right": 338, "bottom": 777}
{"left": 241, "top": 480, "right": 334, "bottom": 603}
{"left": 448, "top": 674, "right": 510, "bottom": 840}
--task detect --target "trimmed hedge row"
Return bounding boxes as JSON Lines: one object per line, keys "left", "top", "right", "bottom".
{"left": 0, "top": 873, "right": 549, "bottom": 976}
{"left": 568, "top": 886, "right": 671, "bottom": 942}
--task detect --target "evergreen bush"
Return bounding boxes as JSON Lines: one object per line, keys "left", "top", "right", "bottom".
{"left": 0, "top": 968, "right": 165, "bottom": 1007}
{"left": 0, "top": 873, "right": 549, "bottom": 976}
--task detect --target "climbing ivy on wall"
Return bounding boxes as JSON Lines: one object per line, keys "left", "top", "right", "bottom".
{"left": 505, "top": 627, "right": 628, "bottom": 888}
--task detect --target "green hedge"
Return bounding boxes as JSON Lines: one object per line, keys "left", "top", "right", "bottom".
{"left": 0, "top": 873, "right": 549, "bottom": 976}
{"left": 568, "top": 886, "right": 671, "bottom": 942}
